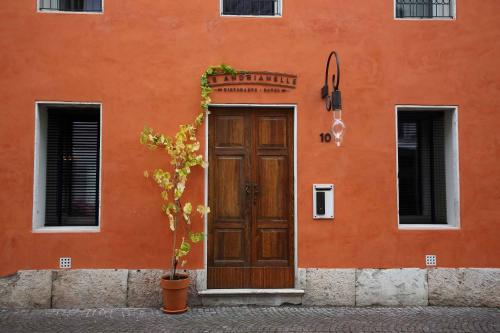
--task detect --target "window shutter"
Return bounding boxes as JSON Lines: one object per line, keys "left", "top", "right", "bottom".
{"left": 45, "top": 108, "right": 100, "bottom": 226}
{"left": 398, "top": 111, "right": 447, "bottom": 224}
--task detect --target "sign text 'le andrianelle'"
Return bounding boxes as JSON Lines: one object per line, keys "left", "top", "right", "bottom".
{"left": 208, "top": 71, "right": 297, "bottom": 93}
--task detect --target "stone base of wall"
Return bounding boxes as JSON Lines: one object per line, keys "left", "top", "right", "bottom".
{"left": 0, "top": 268, "right": 498, "bottom": 309}
{"left": 297, "top": 268, "right": 499, "bottom": 307}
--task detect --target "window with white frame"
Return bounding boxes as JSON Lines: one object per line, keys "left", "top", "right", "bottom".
{"left": 221, "top": 0, "right": 281, "bottom": 16}
{"left": 395, "top": 0, "right": 454, "bottom": 19}
{"left": 396, "top": 107, "right": 459, "bottom": 227}
{"left": 39, "top": 0, "right": 103, "bottom": 13}
{"left": 34, "top": 104, "right": 101, "bottom": 229}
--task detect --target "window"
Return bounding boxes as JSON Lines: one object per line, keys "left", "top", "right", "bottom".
{"left": 396, "top": 107, "right": 459, "bottom": 227}
{"left": 395, "top": 0, "right": 454, "bottom": 19}
{"left": 34, "top": 104, "right": 101, "bottom": 230}
{"left": 221, "top": 0, "right": 281, "bottom": 16}
{"left": 39, "top": 0, "right": 103, "bottom": 13}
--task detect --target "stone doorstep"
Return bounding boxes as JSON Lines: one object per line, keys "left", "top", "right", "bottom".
{"left": 198, "top": 289, "right": 305, "bottom": 306}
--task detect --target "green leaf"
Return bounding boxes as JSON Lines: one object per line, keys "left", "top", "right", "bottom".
{"left": 196, "top": 205, "right": 210, "bottom": 217}
{"left": 180, "top": 240, "right": 191, "bottom": 253}
{"left": 183, "top": 202, "right": 192, "bottom": 215}
{"left": 189, "top": 232, "right": 204, "bottom": 243}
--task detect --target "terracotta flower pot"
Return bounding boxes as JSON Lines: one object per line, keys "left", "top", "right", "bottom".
{"left": 160, "top": 273, "right": 189, "bottom": 314}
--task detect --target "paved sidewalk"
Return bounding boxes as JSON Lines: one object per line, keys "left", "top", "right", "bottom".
{"left": 0, "top": 306, "right": 499, "bottom": 333}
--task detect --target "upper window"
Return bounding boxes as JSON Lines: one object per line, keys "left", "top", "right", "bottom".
{"left": 34, "top": 104, "right": 101, "bottom": 230}
{"left": 396, "top": 0, "right": 454, "bottom": 19}
{"left": 39, "top": 0, "right": 103, "bottom": 13}
{"left": 221, "top": 0, "right": 282, "bottom": 17}
{"left": 396, "top": 107, "right": 460, "bottom": 228}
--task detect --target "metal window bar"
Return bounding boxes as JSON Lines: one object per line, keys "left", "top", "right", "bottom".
{"left": 396, "top": 0, "right": 453, "bottom": 18}
{"left": 40, "top": 0, "right": 102, "bottom": 12}
{"left": 223, "top": 0, "right": 280, "bottom": 16}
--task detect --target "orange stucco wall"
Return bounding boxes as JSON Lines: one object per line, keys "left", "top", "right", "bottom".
{"left": 1, "top": 1, "right": 499, "bottom": 276}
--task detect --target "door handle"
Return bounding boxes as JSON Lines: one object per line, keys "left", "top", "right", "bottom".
{"left": 253, "top": 184, "right": 259, "bottom": 205}
{"left": 245, "top": 183, "right": 252, "bottom": 197}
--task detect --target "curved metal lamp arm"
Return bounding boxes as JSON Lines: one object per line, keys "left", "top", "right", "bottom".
{"left": 321, "top": 51, "right": 342, "bottom": 111}
{"left": 322, "top": 51, "right": 341, "bottom": 96}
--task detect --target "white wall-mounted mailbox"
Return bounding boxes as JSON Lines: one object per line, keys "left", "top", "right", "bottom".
{"left": 313, "top": 184, "right": 334, "bottom": 219}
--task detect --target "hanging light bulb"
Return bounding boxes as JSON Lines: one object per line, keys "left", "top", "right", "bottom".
{"left": 331, "top": 109, "right": 345, "bottom": 147}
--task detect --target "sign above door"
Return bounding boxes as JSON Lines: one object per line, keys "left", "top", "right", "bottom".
{"left": 208, "top": 71, "right": 297, "bottom": 93}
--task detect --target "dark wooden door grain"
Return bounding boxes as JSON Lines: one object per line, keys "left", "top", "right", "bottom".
{"left": 208, "top": 108, "right": 294, "bottom": 289}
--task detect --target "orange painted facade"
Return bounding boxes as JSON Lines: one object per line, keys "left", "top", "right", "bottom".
{"left": 1, "top": 1, "right": 499, "bottom": 277}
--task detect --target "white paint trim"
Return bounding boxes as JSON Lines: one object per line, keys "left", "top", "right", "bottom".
{"left": 393, "top": 0, "right": 456, "bottom": 21}
{"left": 33, "top": 101, "right": 103, "bottom": 233}
{"left": 219, "top": 0, "right": 282, "bottom": 18}
{"left": 203, "top": 103, "right": 298, "bottom": 290}
{"left": 398, "top": 224, "right": 459, "bottom": 230}
{"left": 395, "top": 105, "right": 460, "bottom": 230}
{"left": 37, "top": 0, "right": 104, "bottom": 14}
{"left": 33, "top": 226, "right": 100, "bottom": 233}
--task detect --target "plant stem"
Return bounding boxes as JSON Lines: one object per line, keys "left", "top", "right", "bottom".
{"left": 171, "top": 213, "right": 177, "bottom": 280}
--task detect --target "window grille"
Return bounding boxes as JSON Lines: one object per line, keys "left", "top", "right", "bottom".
{"left": 45, "top": 108, "right": 100, "bottom": 226}
{"left": 396, "top": 0, "right": 454, "bottom": 18}
{"left": 222, "top": 0, "right": 281, "bottom": 16}
{"left": 39, "top": 0, "right": 102, "bottom": 12}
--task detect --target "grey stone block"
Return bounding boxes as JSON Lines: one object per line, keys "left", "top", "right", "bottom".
{"left": 0, "top": 274, "right": 13, "bottom": 308}
{"left": 428, "top": 268, "right": 500, "bottom": 307}
{"left": 297, "top": 268, "right": 307, "bottom": 290}
{"left": 302, "top": 269, "right": 355, "bottom": 306}
{"left": 0, "top": 271, "right": 52, "bottom": 309}
{"left": 127, "top": 269, "right": 165, "bottom": 308}
{"left": 52, "top": 269, "right": 128, "bottom": 308}
{"left": 356, "top": 269, "right": 427, "bottom": 306}
{"left": 194, "top": 269, "right": 207, "bottom": 291}
{"left": 187, "top": 269, "right": 203, "bottom": 306}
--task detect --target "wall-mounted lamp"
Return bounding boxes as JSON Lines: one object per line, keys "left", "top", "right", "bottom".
{"left": 321, "top": 51, "right": 345, "bottom": 147}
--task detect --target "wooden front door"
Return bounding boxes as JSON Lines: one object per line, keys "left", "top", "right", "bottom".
{"left": 208, "top": 107, "right": 294, "bottom": 289}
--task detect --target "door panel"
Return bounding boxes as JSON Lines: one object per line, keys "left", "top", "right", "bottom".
{"left": 257, "top": 117, "right": 288, "bottom": 148}
{"left": 215, "top": 157, "right": 245, "bottom": 219}
{"left": 258, "top": 229, "right": 288, "bottom": 260}
{"left": 257, "top": 156, "right": 288, "bottom": 219}
{"left": 213, "top": 229, "right": 245, "bottom": 264}
{"left": 208, "top": 108, "right": 293, "bottom": 288}
{"left": 215, "top": 116, "right": 246, "bottom": 147}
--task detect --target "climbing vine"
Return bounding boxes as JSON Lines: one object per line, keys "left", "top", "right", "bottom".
{"left": 200, "top": 64, "right": 238, "bottom": 110}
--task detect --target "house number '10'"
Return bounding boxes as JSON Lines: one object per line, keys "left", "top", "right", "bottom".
{"left": 320, "top": 133, "right": 332, "bottom": 143}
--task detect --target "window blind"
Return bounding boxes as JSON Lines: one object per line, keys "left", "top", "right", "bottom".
{"left": 45, "top": 108, "right": 100, "bottom": 226}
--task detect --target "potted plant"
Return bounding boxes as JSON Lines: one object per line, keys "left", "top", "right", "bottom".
{"left": 140, "top": 64, "right": 238, "bottom": 314}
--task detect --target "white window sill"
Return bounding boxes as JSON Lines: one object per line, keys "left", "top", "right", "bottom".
{"left": 33, "top": 226, "right": 100, "bottom": 233}
{"left": 398, "top": 224, "right": 460, "bottom": 231}
{"left": 394, "top": 17, "right": 455, "bottom": 21}
{"left": 38, "top": 10, "right": 103, "bottom": 15}
{"left": 220, "top": 14, "right": 282, "bottom": 18}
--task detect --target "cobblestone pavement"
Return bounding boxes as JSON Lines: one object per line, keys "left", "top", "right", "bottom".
{"left": 0, "top": 306, "right": 499, "bottom": 333}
